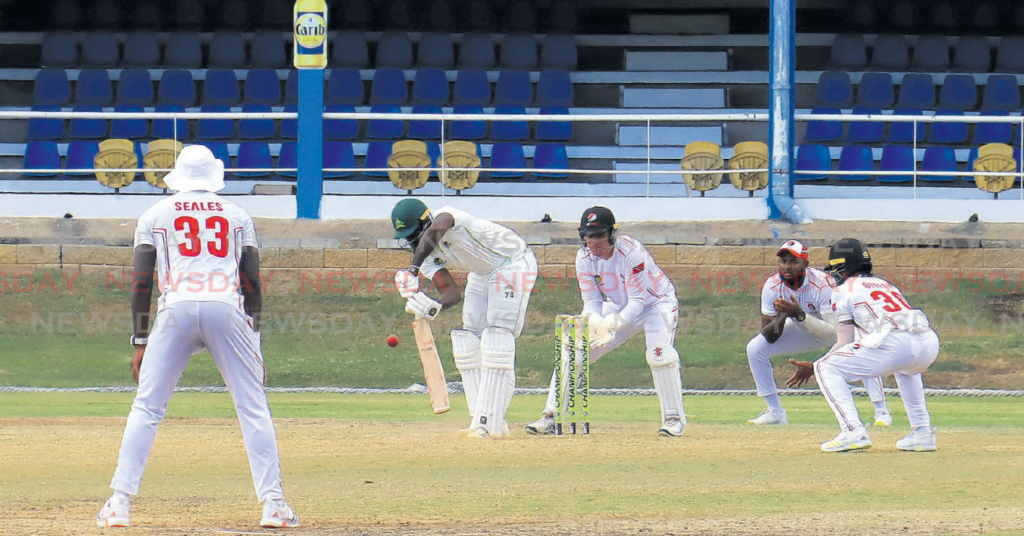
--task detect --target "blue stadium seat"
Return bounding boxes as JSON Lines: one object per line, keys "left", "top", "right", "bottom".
{"left": 540, "top": 34, "right": 578, "bottom": 70}
{"left": 209, "top": 32, "right": 247, "bottom": 68}
{"left": 492, "top": 106, "right": 529, "bottom": 141}
{"left": 815, "top": 71, "right": 853, "bottom": 108}
{"left": 896, "top": 74, "right": 935, "bottom": 110}
{"left": 277, "top": 142, "right": 298, "bottom": 177}
{"left": 495, "top": 70, "right": 532, "bottom": 107}
{"left": 464, "top": 0, "right": 495, "bottom": 31}
{"left": 418, "top": 33, "right": 455, "bottom": 69}
{"left": 886, "top": 108, "right": 926, "bottom": 143}
{"left": 35, "top": 69, "right": 71, "bottom": 106}
{"left": 408, "top": 105, "right": 442, "bottom": 140}
{"left": 370, "top": 69, "right": 408, "bottom": 105}
{"left": 199, "top": 142, "right": 232, "bottom": 173}
{"left": 284, "top": 70, "right": 299, "bottom": 105}
{"left": 68, "top": 105, "right": 106, "bottom": 139}
{"left": 877, "top": 145, "right": 914, "bottom": 183}
{"left": 449, "top": 105, "right": 487, "bottom": 140}
{"left": 53, "top": 0, "right": 82, "bottom": 31}
{"left": 996, "top": 36, "right": 1024, "bottom": 73}
{"left": 929, "top": 0, "right": 959, "bottom": 32}
{"left": 837, "top": 145, "right": 874, "bottom": 181}
{"left": 251, "top": 31, "right": 287, "bottom": 68}
{"left": 911, "top": 36, "right": 950, "bottom": 72}
{"left": 164, "top": 33, "right": 203, "bottom": 68}
{"left": 91, "top": 0, "right": 123, "bottom": 29}
{"left": 459, "top": 34, "right": 496, "bottom": 69}
{"left": 536, "top": 106, "right": 572, "bottom": 141}
{"left": 367, "top": 104, "right": 405, "bottom": 139}
{"left": 157, "top": 70, "right": 196, "bottom": 107}
{"left": 324, "top": 103, "right": 359, "bottom": 140}
{"left": 803, "top": 107, "right": 843, "bottom": 143}
{"left": 504, "top": 0, "right": 537, "bottom": 32}
{"left": 239, "top": 105, "right": 275, "bottom": 139}
{"left": 338, "top": 0, "right": 374, "bottom": 28}
{"left": 24, "top": 141, "right": 61, "bottom": 176}
{"left": 65, "top": 140, "right": 100, "bottom": 176}
{"left": 281, "top": 104, "right": 298, "bottom": 139}
{"left": 116, "top": 69, "right": 154, "bottom": 106}
{"left": 953, "top": 36, "right": 991, "bottom": 72}
{"left": 928, "top": 110, "right": 967, "bottom": 144}
{"left": 846, "top": 106, "right": 884, "bottom": 143}
{"left": 870, "top": 34, "right": 909, "bottom": 71}
{"left": 331, "top": 31, "right": 370, "bottom": 68}
{"left": 244, "top": 69, "right": 282, "bottom": 106}
{"left": 327, "top": 69, "right": 364, "bottom": 105}
{"left": 548, "top": 0, "right": 579, "bottom": 33}
{"left": 151, "top": 105, "right": 188, "bottom": 139}
{"left": 217, "top": 0, "right": 250, "bottom": 30}
{"left": 197, "top": 106, "right": 234, "bottom": 139}
{"left": 966, "top": 146, "right": 978, "bottom": 173}
{"left": 533, "top": 143, "right": 569, "bottom": 178}
{"left": 75, "top": 69, "right": 112, "bottom": 106}
{"left": 938, "top": 74, "right": 977, "bottom": 111}
{"left": 364, "top": 142, "right": 392, "bottom": 177}
{"left": 40, "top": 33, "right": 77, "bottom": 68}
{"left": 489, "top": 143, "right": 527, "bottom": 178}
{"left": 172, "top": 0, "right": 203, "bottom": 30}
{"left": 982, "top": 75, "right": 1020, "bottom": 111}
{"left": 133, "top": 0, "right": 162, "bottom": 30}
{"left": 425, "top": 142, "right": 441, "bottom": 178}
{"left": 453, "top": 69, "right": 490, "bottom": 105}
{"left": 794, "top": 145, "right": 831, "bottom": 180}
{"left": 420, "top": 0, "right": 454, "bottom": 31}
{"left": 382, "top": 0, "right": 415, "bottom": 29}
{"left": 856, "top": 72, "right": 894, "bottom": 109}
{"left": 972, "top": 110, "right": 1012, "bottom": 144}
{"left": 203, "top": 70, "right": 241, "bottom": 106}
{"left": 81, "top": 33, "right": 119, "bottom": 67}
{"left": 501, "top": 34, "right": 538, "bottom": 69}
{"left": 27, "top": 105, "right": 64, "bottom": 140}
{"left": 236, "top": 142, "right": 272, "bottom": 177}
{"left": 536, "top": 70, "right": 573, "bottom": 107}
{"left": 110, "top": 106, "right": 148, "bottom": 139}
{"left": 829, "top": 34, "right": 867, "bottom": 70}
{"left": 376, "top": 32, "right": 413, "bottom": 68}
{"left": 920, "top": 147, "right": 957, "bottom": 181}
{"left": 412, "top": 69, "right": 450, "bottom": 106}
{"left": 323, "top": 141, "right": 357, "bottom": 178}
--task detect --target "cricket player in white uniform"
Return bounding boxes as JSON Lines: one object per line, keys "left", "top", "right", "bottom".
{"left": 525, "top": 207, "right": 686, "bottom": 437}
{"left": 746, "top": 240, "right": 891, "bottom": 426}
{"left": 391, "top": 198, "right": 538, "bottom": 439}
{"left": 96, "top": 146, "right": 298, "bottom": 528}
{"left": 787, "top": 238, "right": 940, "bottom": 453}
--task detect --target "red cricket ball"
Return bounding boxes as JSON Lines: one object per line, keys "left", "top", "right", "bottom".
{"left": 387, "top": 334, "right": 399, "bottom": 348}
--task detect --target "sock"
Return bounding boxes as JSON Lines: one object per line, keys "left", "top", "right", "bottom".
{"left": 112, "top": 490, "right": 130, "bottom": 504}
{"left": 873, "top": 401, "right": 888, "bottom": 412}
{"left": 765, "top": 394, "right": 783, "bottom": 411}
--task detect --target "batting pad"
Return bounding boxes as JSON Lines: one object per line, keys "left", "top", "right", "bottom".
{"left": 646, "top": 345, "right": 685, "bottom": 423}
{"left": 476, "top": 327, "right": 516, "bottom": 437}
{"left": 451, "top": 329, "right": 482, "bottom": 422}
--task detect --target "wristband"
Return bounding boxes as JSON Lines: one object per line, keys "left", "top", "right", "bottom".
{"left": 408, "top": 265, "right": 420, "bottom": 275}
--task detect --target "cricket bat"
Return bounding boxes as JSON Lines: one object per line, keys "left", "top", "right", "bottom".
{"left": 411, "top": 317, "right": 451, "bottom": 414}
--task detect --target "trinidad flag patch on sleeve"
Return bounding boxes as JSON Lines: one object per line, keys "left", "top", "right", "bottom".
{"left": 631, "top": 262, "right": 645, "bottom": 275}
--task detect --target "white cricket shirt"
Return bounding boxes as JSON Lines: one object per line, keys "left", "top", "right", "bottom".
{"left": 420, "top": 205, "right": 528, "bottom": 277}
{"left": 831, "top": 275, "right": 931, "bottom": 339}
{"left": 760, "top": 267, "right": 834, "bottom": 320}
{"left": 575, "top": 235, "right": 676, "bottom": 324}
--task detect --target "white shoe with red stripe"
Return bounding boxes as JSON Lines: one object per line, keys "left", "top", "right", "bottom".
{"left": 96, "top": 497, "right": 130, "bottom": 528}
{"left": 260, "top": 499, "right": 299, "bottom": 528}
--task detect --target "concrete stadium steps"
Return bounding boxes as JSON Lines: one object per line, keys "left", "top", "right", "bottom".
{"left": 625, "top": 51, "right": 728, "bottom": 71}
{"left": 616, "top": 125, "right": 724, "bottom": 146}
{"left": 621, "top": 88, "right": 726, "bottom": 108}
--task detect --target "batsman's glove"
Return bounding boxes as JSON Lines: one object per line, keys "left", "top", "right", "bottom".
{"left": 405, "top": 291, "right": 442, "bottom": 320}
{"left": 394, "top": 269, "right": 420, "bottom": 298}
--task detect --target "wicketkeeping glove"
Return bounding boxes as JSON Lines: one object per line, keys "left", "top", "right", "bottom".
{"left": 405, "top": 291, "right": 442, "bottom": 320}
{"left": 591, "top": 313, "right": 623, "bottom": 350}
{"left": 394, "top": 269, "right": 420, "bottom": 298}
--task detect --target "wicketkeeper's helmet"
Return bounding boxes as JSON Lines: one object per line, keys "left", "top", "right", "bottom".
{"left": 578, "top": 206, "right": 618, "bottom": 246}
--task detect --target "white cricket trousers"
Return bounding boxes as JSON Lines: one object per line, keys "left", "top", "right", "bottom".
{"left": 110, "top": 301, "right": 284, "bottom": 502}
{"left": 746, "top": 318, "right": 886, "bottom": 403}
{"left": 462, "top": 250, "right": 538, "bottom": 336}
{"left": 814, "top": 329, "right": 940, "bottom": 432}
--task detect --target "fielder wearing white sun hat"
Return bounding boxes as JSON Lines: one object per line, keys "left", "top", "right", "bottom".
{"left": 162, "top": 145, "right": 226, "bottom": 193}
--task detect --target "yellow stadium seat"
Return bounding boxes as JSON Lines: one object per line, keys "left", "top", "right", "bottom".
{"left": 440, "top": 141, "right": 481, "bottom": 192}
{"left": 680, "top": 141, "right": 724, "bottom": 196}
{"left": 388, "top": 140, "right": 432, "bottom": 192}
{"left": 94, "top": 139, "right": 138, "bottom": 189}
{"left": 143, "top": 139, "right": 183, "bottom": 189}
{"left": 728, "top": 141, "right": 769, "bottom": 196}
{"left": 973, "top": 143, "right": 1017, "bottom": 197}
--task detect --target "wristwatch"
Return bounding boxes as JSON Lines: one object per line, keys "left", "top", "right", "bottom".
{"left": 796, "top": 311, "right": 807, "bottom": 322}
{"left": 130, "top": 335, "right": 149, "bottom": 346}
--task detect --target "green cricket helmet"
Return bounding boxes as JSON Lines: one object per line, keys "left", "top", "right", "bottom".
{"left": 391, "top": 198, "right": 432, "bottom": 241}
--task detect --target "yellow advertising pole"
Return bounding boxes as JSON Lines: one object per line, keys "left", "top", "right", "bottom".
{"left": 293, "top": 0, "right": 327, "bottom": 218}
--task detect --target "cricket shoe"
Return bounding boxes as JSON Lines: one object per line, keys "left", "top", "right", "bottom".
{"left": 746, "top": 408, "right": 788, "bottom": 425}
{"left": 658, "top": 417, "right": 685, "bottom": 437}
{"left": 874, "top": 409, "right": 893, "bottom": 427}
{"left": 466, "top": 426, "right": 490, "bottom": 439}
{"left": 896, "top": 427, "right": 937, "bottom": 452}
{"left": 524, "top": 413, "right": 556, "bottom": 435}
{"left": 260, "top": 499, "right": 300, "bottom": 528}
{"left": 821, "top": 427, "right": 872, "bottom": 452}
{"left": 461, "top": 421, "right": 510, "bottom": 436}
{"left": 96, "top": 497, "right": 130, "bottom": 528}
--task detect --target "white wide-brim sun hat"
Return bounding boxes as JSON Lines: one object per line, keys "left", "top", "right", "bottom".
{"left": 163, "top": 145, "right": 226, "bottom": 193}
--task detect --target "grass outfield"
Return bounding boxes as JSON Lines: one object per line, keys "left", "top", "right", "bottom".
{"left": 2, "top": 393, "right": 1023, "bottom": 536}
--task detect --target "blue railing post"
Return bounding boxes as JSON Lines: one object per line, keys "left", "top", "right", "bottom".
{"left": 293, "top": 0, "right": 327, "bottom": 219}
{"left": 767, "top": 0, "right": 809, "bottom": 223}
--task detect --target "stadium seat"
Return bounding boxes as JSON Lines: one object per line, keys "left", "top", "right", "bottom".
{"left": 425, "top": 142, "right": 441, "bottom": 178}
{"left": 197, "top": 105, "right": 234, "bottom": 139}
{"left": 681, "top": 142, "right": 725, "bottom": 193}
{"left": 40, "top": 33, "right": 77, "bottom": 68}
{"left": 929, "top": 0, "right": 959, "bottom": 31}
{"left": 68, "top": 105, "right": 107, "bottom": 139}
{"left": 803, "top": 107, "right": 843, "bottom": 143}
{"left": 24, "top": 140, "right": 61, "bottom": 176}
{"left": 376, "top": 32, "right": 414, "bottom": 68}
{"left": 828, "top": 34, "right": 867, "bottom": 70}
{"left": 284, "top": 70, "right": 299, "bottom": 105}
{"left": 548, "top": 0, "right": 579, "bottom": 33}
{"left": 440, "top": 141, "right": 482, "bottom": 191}
{"left": 327, "top": 69, "right": 364, "bottom": 105}
{"left": 339, "top": 0, "right": 374, "bottom": 29}
{"left": 727, "top": 141, "right": 770, "bottom": 195}
{"left": 464, "top": 0, "right": 496, "bottom": 30}
{"left": 331, "top": 31, "right": 370, "bottom": 68}
{"left": 276, "top": 142, "right": 298, "bottom": 177}
{"left": 896, "top": 74, "right": 935, "bottom": 110}
{"left": 382, "top": 0, "right": 416, "bottom": 29}
{"left": 133, "top": 0, "right": 162, "bottom": 30}
{"left": 244, "top": 69, "right": 282, "bottom": 106}
{"left": 364, "top": 142, "right": 392, "bottom": 177}
{"left": 533, "top": 144, "right": 569, "bottom": 178}
{"left": 367, "top": 104, "right": 405, "bottom": 139}
{"left": 209, "top": 32, "right": 247, "bottom": 68}
{"left": 324, "top": 103, "right": 359, "bottom": 140}
{"left": 794, "top": 145, "right": 831, "bottom": 180}
{"left": 34, "top": 69, "right": 71, "bottom": 106}
{"left": 973, "top": 110, "right": 1012, "bottom": 144}
{"left": 116, "top": 69, "right": 154, "bottom": 107}
{"left": 164, "top": 34, "right": 203, "bottom": 68}
{"left": 420, "top": 0, "right": 454, "bottom": 31}
{"left": 418, "top": 33, "right": 455, "bottom": 69}
{"left": 412, "top": 68, "right": 450, "bottom": 106}
{"left": 236, "top": 142, "right": 272, "bottom": 177}
{"left": 492, "top": 106, "right": 529, "bottom": 141}
{"left": 81, "top": 33, "right": 119, "bottom": 67}
{"left": 52, "top": 0, "right": 82, "bottom": 30}
{"left": 239, "top": 105, "right": 275, "bottom": 139}
{"left": 972, "top": 1, "right": 1000, "bottom": 31}
{"left": 928, "top": 110, "right": 967, "bottom": 144}
{"left": 91, "top": 0, "right": 123, "bottom": 29}
{"left": 536, "top": 106, "right": 572, "bottom": 141}
{"left": 938, "top": 75, "right": 977, "bottom": 111}
{"left": 953, "top": 36, "right": 991, "bottom": 73}
{"left": 453, "top": 69, "right": 491, "bottom": 105}
{"left": 323, "top": 141, "right": 356, "bottom": 178}
{"left": 501, "top": 34, "right": 538, "bottom": 69}
{"left": 110, "top": 106, "right": 148, "bottom": 139}
{"left": 540, "top": 34, "right": 578, "bottom": 70}
{"left": 846, "top": 106, "right": 884, "bottom": 144}
{"left": 199, "top": 142, "right": 232, "bottom": 173}
{"left": 408, "top": 105, "right": 443, "bottom": 140}
{"left": 217, "top": 0, "right": 250, "bottom": 30}
{"left": 870, "top": 35, "right": 909, "bottom": 71}
{"left": 856, "top": 72, "right": 894, "bottom": 109}
{"left": 151, "top": 105, "right": 188, "bottom": 139}
{"left": 920, "top": 147, "right": 958, "bottom": 181}
{"left": 495, "top": 70, "right": 532, "bottom": 106}
{"left": 886, "top": 108, "right": 926, "bottom": 143}
{"left": 877, "top": 145, "right": 914, "bottom": 183}
{"left": 814, "top": 71, "right": 853, "bottom": 108}
{"left": 94, "top": 139, "right": 139, "bottom": 188}
{"left": 387, "top": 140, "right": 432, "bottom": 191}
{"left": 973, "top": 143, "right": 1017, "bottom": 194}
{"left": 172, "top": 0, "right": 203, "bottom": 30}
{"left": 75, "top": 69, "right": 112, "bottom": 106}
{"left": 536, "top": 69, "right": 573, "bottom": 107}
{"left": 891, "top": 0, "right": 923, "bottom": 28}
{"left": 505, "top": 0, "right": 537, "bottom": 32}
{"left": 489, "top": 142, "right": 527, "bottom": 178}
{"left": 142, "top": 139, "right": 182, "bottom": 188}
{"left": 65, "top": 140, "right": 100, "bottom": 176}
{"left": 251, "top": 31, "right": 287, "bottom": 68}
{"left": 911, "top": 36, "right": 950, "bottom": 72}
{"left": 27, "top": 105, "right": 64, "bottom": 140}
{"left": 837, "top": 145, "right": 873, "bottom": 181}
{"left": 458, "top": 34, "right": 497, "bottom": 69}
{"left": 280, "top": 104, "right": 298, "bottom": 139}
{"left": 203, "top": 70, "right": 241, "bottom": 106}
{"left": 157, "top": 70, "right": 196, "bottom": 107}
{"left": 995, "top": 36, "right": 1024, "bottom": 73}
{"left": 370, "top": 69, "right": 408, "bottom": 105}
{"left": 449, "top": 105, "right": 487, "bottom": 140}
{"left": 982, "top": 75, "right": 1020, "bottom": 111}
